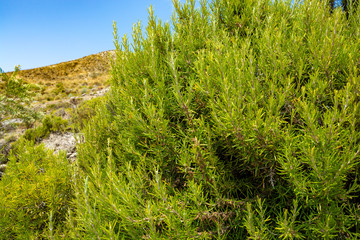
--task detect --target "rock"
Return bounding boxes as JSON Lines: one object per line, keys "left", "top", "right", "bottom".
{"left": 95, "top": 87, "right": 110, "bottom": 97}
{"left": 67, "top": 152, "right": 77, "bottom": 162}
{"left": 0, "top": 164, "right": 6, "bottom": 172}
{"left": 0, "top": 164, "right": 6, "bottom": 179}
{"left": 41, "top": 132, "right": 77, "bottom": 160}
{"left": 1, "top": 119, "right": 23, "bottom": 126}
{"left": 0, "top": 139, "right": 5, "bottom": 150}
{"left": 1, "top": 118, "right": 23, "bottom": 131}
{"left": 70, "top": 97, "right": 83, "bottom": 106}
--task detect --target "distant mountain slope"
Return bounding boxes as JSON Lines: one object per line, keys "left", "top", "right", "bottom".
{"left": 7, "top": 50, "right": 115, "bottom": 103}
{"left": 15, "top": 50, "right": 115, "bottom": 82}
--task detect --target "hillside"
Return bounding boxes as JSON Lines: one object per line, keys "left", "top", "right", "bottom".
{"left": 7, "top": 50, "right": 114, "bottom": 103}
{"left": 1, "top": 51, "right": 114, "bottom": 167}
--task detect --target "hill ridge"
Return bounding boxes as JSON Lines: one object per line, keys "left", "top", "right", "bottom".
{"left": 6, "top": 50, "right": 114, "bottom": 104}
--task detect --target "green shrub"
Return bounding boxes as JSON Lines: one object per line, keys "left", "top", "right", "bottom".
{"left": 44, "top": 114, "right": 68, "bottom": 132}
{"left": 0, "top": 139, "right": 73, "bottom": 239}
{"left": 0, "top": 66, "right": 40, "bottom": 127}
{"left": 71, "top": 0, "right": 360, "bottom": 238}
{"left": 53, "top": 82, "right": 65, "bottom": 95}
{"left": 81, "top": 87, "right": 87, "bottom": 95}
{"left": 22, "top": 115, "right": 69, "bottom": 143}
{"left": 70, "top": 96, "right": 105, "bottom": 130}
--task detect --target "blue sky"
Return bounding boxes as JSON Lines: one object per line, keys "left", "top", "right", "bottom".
{"left": 0, "top": 0, "right": 178, "bottom": 72}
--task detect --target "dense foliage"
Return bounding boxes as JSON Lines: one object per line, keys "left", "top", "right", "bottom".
{"left": 72, "top": 0, "right": 360, "bottom": 238}
{"left": 0, "top": 140, "right": 73, "bottom": 239}
{"left": 1, "top": 0, "right": 360, "bottom": 239}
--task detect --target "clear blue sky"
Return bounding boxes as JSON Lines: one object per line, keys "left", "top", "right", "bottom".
{"left": 0, "top": 0, "right": 178, "bottom": 72}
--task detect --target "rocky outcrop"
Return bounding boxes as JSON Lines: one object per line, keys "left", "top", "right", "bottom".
{"left": 41, "top": 132, "right": 78, "bottom": 162}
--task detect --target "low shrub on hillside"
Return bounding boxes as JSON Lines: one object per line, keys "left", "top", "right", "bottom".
{"left": 0, "top": 139, "right": 73, "bottom": 239}
{"left": 0, "top": 66, "right": 40, "bottom": 127}
{"left": 22, "top": 114, "right": 69, "bottom": 143}
{"left": 53, "top": 82, "right": 65, "bottom": 95}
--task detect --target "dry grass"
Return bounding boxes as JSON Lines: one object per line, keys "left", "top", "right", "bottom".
{"left": 7, "top": 50, "right": 114, "bottom": 103}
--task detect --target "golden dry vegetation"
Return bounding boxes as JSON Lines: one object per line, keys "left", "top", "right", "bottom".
{"left": 8, "top": 50, "right": 114, "bottom": 103}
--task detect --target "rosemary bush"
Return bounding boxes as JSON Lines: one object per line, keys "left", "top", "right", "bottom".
{"left": 72, "top": 0, "right": 360, "bottom": 238}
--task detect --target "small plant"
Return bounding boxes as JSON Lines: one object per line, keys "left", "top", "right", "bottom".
{"left": 40, "top": 86, "right": 46, "bottom": 95}
{"left": 0, "top": 66, "right": 39, "bottom": 127}
{"left": 46, "top": 95, "right": 54, "bottom": 101}
{"left": 81, "top": 87, "right": 87, "bottom": 95}
{"left": 22, "top": 115, "right": 69, "bottom": 143}
{"left": 53, "top": 82, "right": 65, "bottom": 95}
